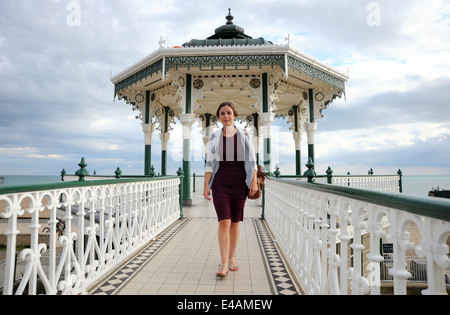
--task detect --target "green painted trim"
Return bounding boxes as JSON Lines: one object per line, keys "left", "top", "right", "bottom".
{"left": 287, "top": 56, "right": 346, "bottom": 91}
{"left": 292, "top": 105, "right": 299, "bottom": 132}
{"left": 185, "top": 74, "right": 192, "bottom": 114}
{"left": 296, "top": 150, "right": 301, "bottom": 176}
{"left": 262, "top": 73, "right": 269, "bottom": 113}
{"left": 165, "top": 55, "right": 285, "bottom": 74}
{"left": 115, "top": 59, "right": 164, "bottom": 96}
{"left": 164, "top": 106, "right": 170, "bottom": 133}
{"left": 253, "top": 113, "right": 260, "bottom": 165}
{"left": 145, "top": 144, "right": 152, "bottom": 175}
{"left": 161, "top": 150, "right": 167, "bottom": 176}
{"left": 114, "top": 55, "right": 347, "bottom": 96}
{"left": 0, "top": 176, "right": 179, "bottom": 195}
{"left": 308, "top": 144, "right": 314, "bottom": 167}
{"left": 204, "top": 114, "right": 212, "bottom": 166}
{"left": 145, "top": 91, "right": 151, "bottom": 124}
{"left": 264, "top": 137, "right": 271, "bottom": 172}
{"left": 183, "top": 139, "right": 191, "bottom": 202}
{"left": 205, "top": 113, "right": 212, "bottom": 129}
{"left": 308, "top": 89, "right": 314, "bottom": 123}
{"left": 252, "top": 113, "right": 259, "bottom": 135}
{"left": 270, "top": 178, "right": 450, "bottom": 222}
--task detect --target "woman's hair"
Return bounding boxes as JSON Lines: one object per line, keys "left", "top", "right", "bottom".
{"left": 216, "top": 101, "right": 239, "bottom": 118}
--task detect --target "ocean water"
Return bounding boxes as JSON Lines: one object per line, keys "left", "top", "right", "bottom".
{"left": 0, "top": 175, "right": 61, "bottom": 187}
{"left": 0, "top": 175, "right": 449, "bottom": 199}
{"left": 401, "top": 175, "right": 450, "bottom": 198}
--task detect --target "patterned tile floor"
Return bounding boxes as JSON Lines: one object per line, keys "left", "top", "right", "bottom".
{"left": 89, "top": 191, "right": 303, "bottom": 295}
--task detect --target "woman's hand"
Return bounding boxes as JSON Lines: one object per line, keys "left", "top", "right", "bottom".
{"left": 204, "top": 173, "right": 212, "bottom": 201}
{"left": 249, "top": 170, "right": 259, "bottom": 196}
{"left": 203, "top": 185, "right": 211, "bottom": 201}
{"left": 249, "top": 182, "right": 259, "bottom": 197}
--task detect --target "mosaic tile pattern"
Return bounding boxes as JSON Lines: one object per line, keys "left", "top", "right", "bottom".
{"left": 90, "top": 216, "right": 303, "bottom": 295}
{"left": 253, "top": 219, "right": 302, "bottom": 295}
{"left": 90, "top": 218, "right": 191, "bottom": 295}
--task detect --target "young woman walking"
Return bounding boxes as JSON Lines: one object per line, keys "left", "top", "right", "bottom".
{"left": 203, "top": 101, "right": 258, "bottom": 277}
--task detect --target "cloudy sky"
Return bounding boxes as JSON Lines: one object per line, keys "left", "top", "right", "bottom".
{"left": 0, "top": 0, "right": 449, "bottom": 177}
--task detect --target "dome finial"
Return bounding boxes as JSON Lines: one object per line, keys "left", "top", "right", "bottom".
{"left": 226, "top": 8, "right": 234, "bottom": 25}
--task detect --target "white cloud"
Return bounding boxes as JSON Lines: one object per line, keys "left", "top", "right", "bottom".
{"left": 0, "top": 147, "right": 37, "bottom": 154}
{"left": 0, "top": 0, "right": 450, "bottom": 176}
{"left": 316, "top": 123, "right": 450, "bottom": 154}
{"left": 0, "top": 55, "right": 13, "bottom": 71}
{"left": 27, "top": 154, "right": 64, "bottom": 160}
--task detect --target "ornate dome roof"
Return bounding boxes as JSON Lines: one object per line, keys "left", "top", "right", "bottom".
{"left": 182, "top": 9, "right": 273, "bottom": 47}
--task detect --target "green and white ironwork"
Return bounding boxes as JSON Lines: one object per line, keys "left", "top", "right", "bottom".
{"left": 0, "top": 177, "right": 181, "bottom": 295}
{"left": 264, "top": 178, "right": 450, "bottom": 295}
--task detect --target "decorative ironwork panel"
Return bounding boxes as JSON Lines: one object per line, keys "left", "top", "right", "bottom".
{"left": 115, "top": 59, "right": 164, "bottom": 95}
{"left": 287, "top": 56, "right": 346, "bottom": 91}
{"left": 165, "top": 54, "right": 285, "bottom": 72}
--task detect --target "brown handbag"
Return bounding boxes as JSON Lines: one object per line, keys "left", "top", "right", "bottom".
{"left": 248, "top": 165, "right": 270, "bottom": 200}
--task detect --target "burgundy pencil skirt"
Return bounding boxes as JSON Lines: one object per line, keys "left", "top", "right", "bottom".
{"left": 211, "top": 134, "right": 248, "bottom": 222}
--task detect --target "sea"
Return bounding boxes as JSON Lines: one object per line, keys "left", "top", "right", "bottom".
{"left": 0, "top": 175, "right": 61, "bottom": 187}
{"left": 0, "top": 175, "right": 449, "bottom": 199}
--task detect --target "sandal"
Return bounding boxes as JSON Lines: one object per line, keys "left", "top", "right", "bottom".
{"left": 216, "top": 263, "right": 229, "bottom": 278}
{"left": 229, "top": 258, "right": 239, "bottom": 272}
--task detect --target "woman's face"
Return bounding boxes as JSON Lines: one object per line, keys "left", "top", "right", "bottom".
{"left": 218, "top": 105, "right": 235, "bottom": 127}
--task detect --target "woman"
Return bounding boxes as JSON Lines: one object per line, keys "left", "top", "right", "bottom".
{"left": 203, "top": 101, "right": 258, "bottom": 278}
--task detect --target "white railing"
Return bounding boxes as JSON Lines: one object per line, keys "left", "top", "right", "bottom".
{"left": 331, "top": 175, "right": 401, "bottom": 192}
{"left": 63, "top": 175, "right": 116, "bottom": 182}
{"left": 280, "top": 175, "right": 401, "bottom": 192}
{"left": 0, "top": 177, "right": 181, "bottom": 295}
{"left": 264, "top": 178, "right": 450, "bottom": 295}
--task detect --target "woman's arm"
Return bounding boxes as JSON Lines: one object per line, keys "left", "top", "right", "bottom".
{"left": 203, "top": 172, "right": 212, "bottom": 201}
{"left": 249, "top": 170, "right": 258, "bottom": 196}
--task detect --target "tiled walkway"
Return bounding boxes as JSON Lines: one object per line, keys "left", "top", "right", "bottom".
{"left": 90, "top": 191, "right": 303, "bottom": 295}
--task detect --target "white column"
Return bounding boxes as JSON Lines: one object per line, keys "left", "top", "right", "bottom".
{"left": 159, "top": 132, "right": 170, "bottom": 176}
{"left": 306, "top": 122, "right": 318, "bottom": 166}
{"left": 142, "top": 123, "right": 155, "bottom": 175}
{"left": 293, "top": 131, "right": 303, "bottom": 175}
{"left": 179, "top": 114, "right": 196, "bottom": 206}
{"left": 260, "top": 113, "right": 275, "bottom": 173}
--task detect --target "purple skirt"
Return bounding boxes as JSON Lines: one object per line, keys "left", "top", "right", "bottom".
{"left": 211, "top": 134, "right": 248, "bottom": 222}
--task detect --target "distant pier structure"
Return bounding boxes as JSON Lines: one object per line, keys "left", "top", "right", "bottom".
{"left": 110, "top": 9, "right": 349, "bottom": 206}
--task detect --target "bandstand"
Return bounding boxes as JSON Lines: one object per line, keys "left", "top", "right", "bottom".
{"left": 111, "top": 10, "right": 349, "bottom": 206}
{"left": 2, "top": 11, "right": 449, "bottom": 297}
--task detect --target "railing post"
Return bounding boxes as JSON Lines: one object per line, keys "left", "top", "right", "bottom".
{"left": 115, "top": 167, "right": 122, "bottom": 178}
{"left": 326, "top": 166, "right": 333, "bottom": 184}
{"left": 149, "top": 165, "right": 156, "bottom": 178}
{"left": 397, "top": 169, "right": 403, "bottom": 193}
{"left": 274, "top": 165, "right": 280, "bottom": 178}
{"left": 261, "top": 184, "right": 266, "bottom": 220}
{"left": 304, "top": 158, "right": 316, "bottom": 183}
{"left": 75, "top": 157, "right": 89, "bottom": 181}
{"left": 177, "top": 167, "right": 184, "bottom": 219}
{"left": 193, "top": 173, "right": 196, "bottom": 192}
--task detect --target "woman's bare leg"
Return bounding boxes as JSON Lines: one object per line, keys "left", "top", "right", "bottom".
{"left": 217, "top": 219, "right": 231, "bottom": 275}
{"left": 229, "top": 222, "right": 240, "bottom": 271}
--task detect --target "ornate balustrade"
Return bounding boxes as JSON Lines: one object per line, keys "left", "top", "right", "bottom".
{"left": 277, "top": 166, "right": 402, "bottom": 193}
{"left": 0, "top": 177, "right": 181, "bottom": 295}
{"left": 330, "top": 175, "right": 401, "bottom": 192}
{"left": 264, "top": 178, "right": 450, "bottom": 295}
